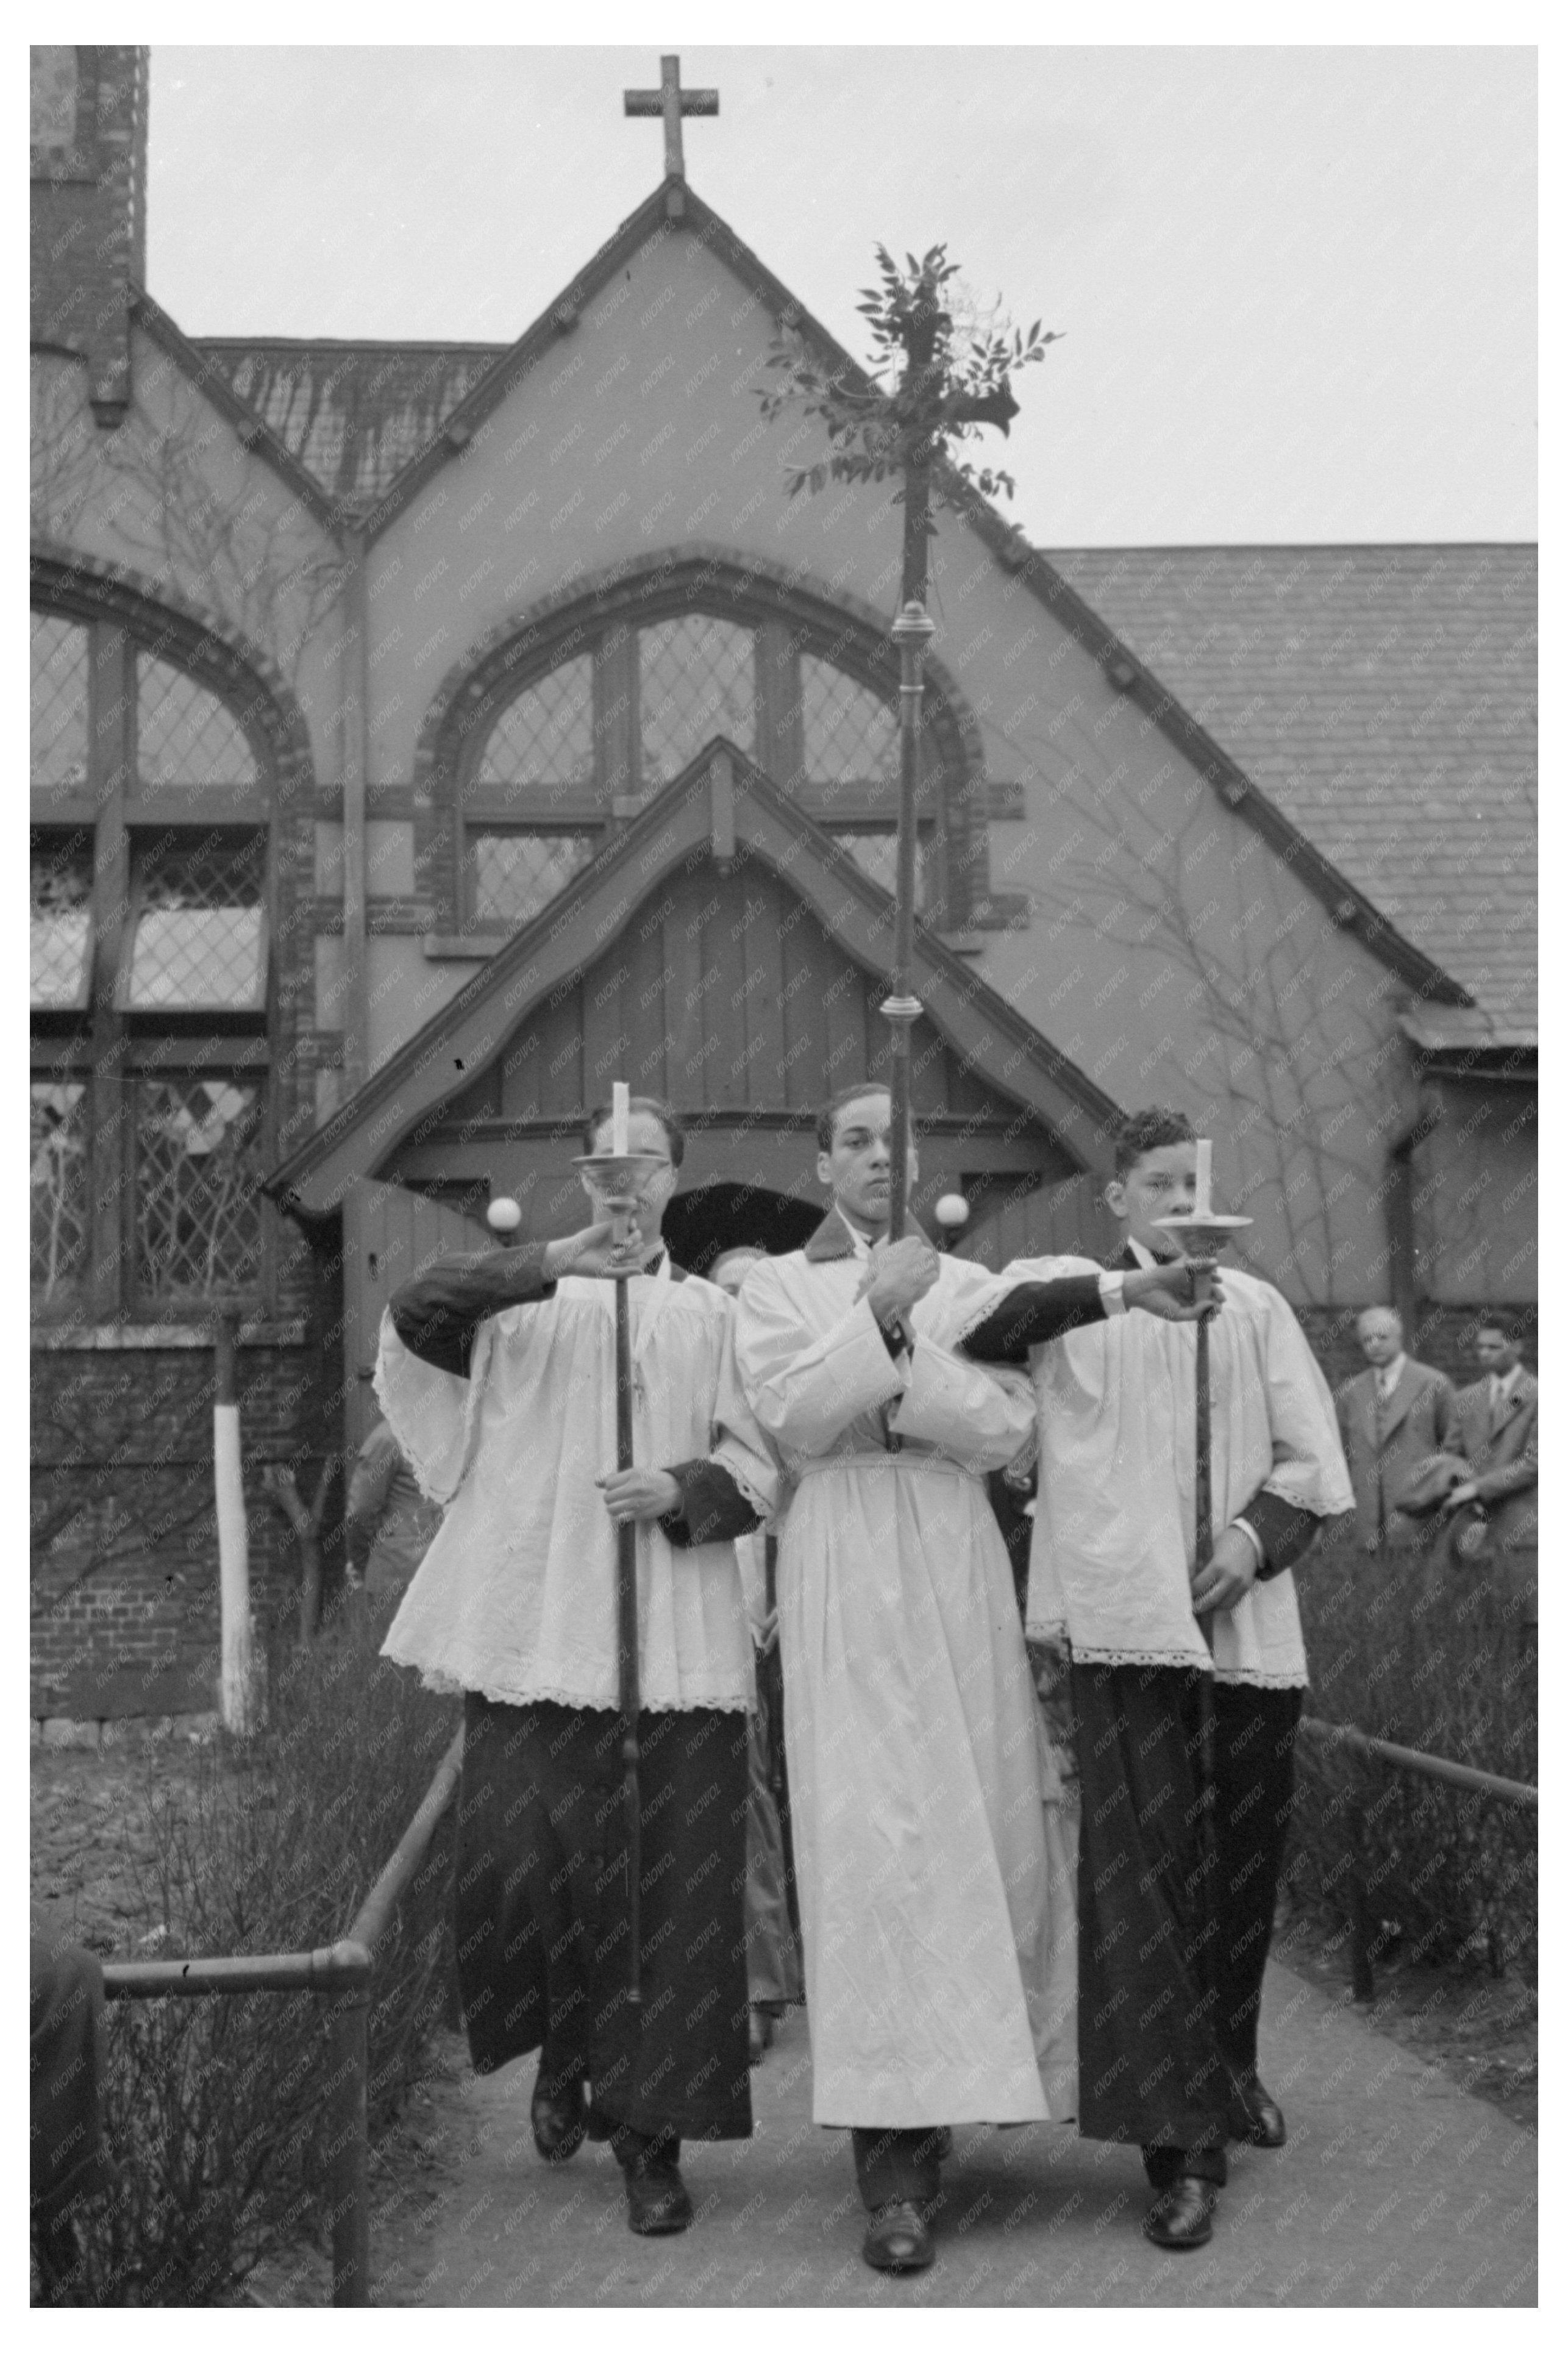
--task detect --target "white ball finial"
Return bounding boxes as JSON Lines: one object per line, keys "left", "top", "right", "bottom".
{"left": 486, "top": 1197, "right": 522, "bottom": 1234}
{"left": 935, "top": 1193, "right": 969, "bottom": 1231}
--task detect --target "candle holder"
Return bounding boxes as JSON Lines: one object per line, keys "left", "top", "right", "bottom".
{"left": 1153, "top": 1208, "right": 1253, "bottom": 1301}
{"left": 571, "top": 1151, "right": 670, "bottom": 1245}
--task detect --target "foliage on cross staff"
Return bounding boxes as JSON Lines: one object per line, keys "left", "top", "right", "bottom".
{"left": 758, "top": 245, "right": 1061, "bottom": 516}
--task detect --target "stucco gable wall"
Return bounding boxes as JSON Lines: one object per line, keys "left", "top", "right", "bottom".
{"left": 359, "top": 220, "right": 1427, "bottom": 1305}
{"left": 32, "top": 332, "right": 342, "bottom": 766}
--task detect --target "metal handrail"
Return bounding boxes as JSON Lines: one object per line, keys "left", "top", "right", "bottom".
{"left": 1297, "top": 1713, "right": 1536, "bottom": 2001}
{"left": 1299, "top": 1715, "right": 1536, "bottom": 1808}
{"left": 101, "top": 1725, "right": 464, "bottom": 2306}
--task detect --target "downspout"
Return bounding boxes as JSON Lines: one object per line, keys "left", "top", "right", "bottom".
{"left": 340, "top": 523, "right": 370, "bottom": 1095}
{"left": 1385, "top": 1093, "right": 1442, "bottom": 1334}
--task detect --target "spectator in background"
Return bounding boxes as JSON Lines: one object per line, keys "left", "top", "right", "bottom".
{"left": 709, "top": 1248, "right": 805, "bottom": 2066}
{"left": 1446, "top": 1312, "right": 1538, "bottom": 1644}
{"left": 344, "top": 1416, "right": 444, "bottom": 1604}
{"left": 1336, "top": 1309, "right": 1456, "bottom": 1555}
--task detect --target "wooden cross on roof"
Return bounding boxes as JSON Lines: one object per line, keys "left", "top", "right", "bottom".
{"left": 624, "top": 54, "right": 718, "bottom": 215}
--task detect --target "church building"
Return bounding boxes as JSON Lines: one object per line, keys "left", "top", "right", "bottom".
{"left": 31, "top": 46, "right": 1536, "bottom": 1727}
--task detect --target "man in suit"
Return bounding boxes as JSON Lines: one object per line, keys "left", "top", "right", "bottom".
{"left": 1336, "top": 1309, "right": 1456, "bottom": 1554}
{"left": 1445, "top": 1311, "right": 1538, "bottom": 1637}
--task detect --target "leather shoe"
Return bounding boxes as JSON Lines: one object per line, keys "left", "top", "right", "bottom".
{"left": 863, "top": 2199, "right": 935, "bottom": 2273}
{"left": 1227, "top": 2074, "right": 1287, "bottom": 2149}
{"left": 624, "top": 2159, "right": 694, "bottom": 2237}
{"left": 1142, "top": 2175, "right": 1217, "bottom": 2251}
{"left": 530, "top": 2074, "right": 586, "bottom": 2165}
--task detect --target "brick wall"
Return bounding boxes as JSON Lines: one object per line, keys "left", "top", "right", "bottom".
{"left": 30, "top": 46, "right": 145, "bottom": 421}
{"left": 30, "top": 1219, "right": 348, "bottom": 1724}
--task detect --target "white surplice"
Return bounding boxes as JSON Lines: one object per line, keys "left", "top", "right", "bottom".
{"left": 376, "top": 1262, "right": 777, "bottom": 1713}
{"left": 966, "top": 1254, "right": 1355, "bottom": 1687}
{"left": 733, "top": 1218, "right": 1077, "bottom": 2127}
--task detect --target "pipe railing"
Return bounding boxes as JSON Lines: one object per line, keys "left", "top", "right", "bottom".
{"left": 1297, "top": 1713, "right": 1536, "bottom": 2001}
{"left": 101, "top": 1725, "right": 465, "bottom": 2307}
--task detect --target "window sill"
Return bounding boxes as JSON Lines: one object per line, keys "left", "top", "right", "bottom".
{"left": 422, "top": 931, "right": 511, "bottom": 961}
{"left": 30, "top": 1319, "right": 307, "bottom": 1351}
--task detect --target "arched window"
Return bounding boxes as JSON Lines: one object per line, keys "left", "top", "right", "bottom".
{"left": 30, "top": 602, "right": 273, "bottom": 1319}
{"left": 453, "top": 591, "right": 963, "bottom": 933}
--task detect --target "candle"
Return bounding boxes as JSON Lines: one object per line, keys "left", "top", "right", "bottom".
{"left": 611, "top": 1082, "right": 630, "bottom": 1157}
{"left": 1194, "top": 1138, "right": 1212, "bottom": 1218}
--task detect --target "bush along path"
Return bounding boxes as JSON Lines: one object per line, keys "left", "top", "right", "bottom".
{"left": 369, "top": 1959, "right": 1536, "bottom": 2309}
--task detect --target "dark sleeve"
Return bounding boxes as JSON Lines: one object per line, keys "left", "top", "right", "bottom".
{"left": 388, "top": 1242, "right": 558, "bottom": 1376}
{"left": 1239, "top": 1485, "right": 1328, "bottom": 1581}
{"left": 658, "top": 1459, "right": 764, "bottom": 1548}
{"left": 957, "top": 1276, "right": 1108, "bottom": 1366}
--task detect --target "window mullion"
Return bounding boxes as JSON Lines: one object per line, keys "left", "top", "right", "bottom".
{"left": 597, "top": 624, "right": 639, "bottom": 816}
{"left": 87, "top": 623, "right": 133, "bottom": 1318}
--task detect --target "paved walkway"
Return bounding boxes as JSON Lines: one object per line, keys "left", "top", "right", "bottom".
{"left": 370, "top": 1961, "right": 1537, "bottom": 2307}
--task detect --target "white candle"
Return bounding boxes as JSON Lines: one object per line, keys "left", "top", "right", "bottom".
{"left": 611, "top": 1082, "right": 630, "bottom": 1157}
{"left": 1194, "top": 1138, "right": 1212, "bottom": 1218}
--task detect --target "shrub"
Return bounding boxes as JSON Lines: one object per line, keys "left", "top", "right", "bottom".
{"left": 1287, "top": 1535, "right": 1537, "bottom": 1983}
{"left": 74, "top": 1607, "right": 459, "bottom": 2305}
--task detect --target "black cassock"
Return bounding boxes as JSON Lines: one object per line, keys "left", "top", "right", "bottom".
{"left": 457, "top": 1694, "right": 753, "bottom": 2141}
{"left": 393, "top": 1250, "right": 760, "bottom": 2144}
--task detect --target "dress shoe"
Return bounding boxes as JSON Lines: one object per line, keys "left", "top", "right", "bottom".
{"left": 530, "top": 2074, "right": 586, "bottom": 2164}
{"left": 863, "top": 2199, "right": 935, "bottom": 2273}
{"left": 1226, "top": 2074, "right": 1287, "bottom": 2149}
{"left": 748, "top": 2007, "right": 774, "bottom": 2065}
{"left": 623, "top": 2158, "right": 694, "bottom": 2236}
{"left": 1142, "top": 2175, "right": 1218, "bottom": 2251}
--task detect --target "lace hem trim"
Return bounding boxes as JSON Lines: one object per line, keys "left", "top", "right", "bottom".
{"left": 381, "top": 1651, "right": 750, "bottom": 1714}
{"left": 1023, "top": 1625, "right": 1307, "bottom": 1687}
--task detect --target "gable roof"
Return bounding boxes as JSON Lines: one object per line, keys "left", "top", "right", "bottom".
{"left": 265, "top": 734, "right": 1122, "bottom": 1215}
{"left": 1047, "top": 545, "right": 1537, "bottom": 1043}
{"left": 168, "top": 172, "right": 1495, "bottom": 1021}
{"left": 191, "top": 338, "right": 507, "bottom": 509}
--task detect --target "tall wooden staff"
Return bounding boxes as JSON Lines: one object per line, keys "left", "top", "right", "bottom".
{"left": 574, "top": 1080, "right": 665, "bottom": 2004}
{"left": 883, "top": 599, "right": 934, "bottom": 1239}
{"left": 1156, "top": 1139, "right": 1252, "bottom": 1626}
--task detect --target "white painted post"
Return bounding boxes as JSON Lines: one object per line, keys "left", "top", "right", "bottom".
{"left": 214, "top": 1311, "right": 254, "bottom": 1734}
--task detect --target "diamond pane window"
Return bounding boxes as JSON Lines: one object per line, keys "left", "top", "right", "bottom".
{"left": 477, "top": 656, "right": 595, "bottom": 791}
{"left": 640, "top": 616, "right": 755, "bottom": 789}
{"left": 137, "top": 656, "right": 260, "bottom": 787}
{"left": 31, "top": 1080, "right": 91, "bottom": 1302}
{"left": 31, "top": 834, "right": 94, "bottom": 1009}
{"left": 122, "top": 834, "right": 268, "bottom": 1012}
{"left": 838, "top": 830, "right": 932, "bottom": 907}
{"left": 802, "top": 655, "right": 899, "bottom": 785}
{"left": 135, "top": 1077, "right": 265, "bottom": 1302}
{"left": 32, "top": 613, "right": 90, "bottom": 788}
{"left": 469, "top": 829, "right": 597, "bottom": 926}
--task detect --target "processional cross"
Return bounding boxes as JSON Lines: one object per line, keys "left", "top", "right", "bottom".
{"left": 623, "top": 54, "right": 718, "bottom": 213}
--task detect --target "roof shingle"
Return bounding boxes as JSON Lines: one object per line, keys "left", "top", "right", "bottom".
{"left": 191, "top": 338, "right": 507, "bottom": 509}
{"left": 1047, "top": 545, "right": 1537, "bottom": 1040}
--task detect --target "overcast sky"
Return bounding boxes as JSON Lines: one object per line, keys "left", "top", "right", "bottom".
{"left": 145, "top": 42, "right": 1536, "bottom": 546}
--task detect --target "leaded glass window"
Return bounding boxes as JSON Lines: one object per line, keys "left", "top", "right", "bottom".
{"left": 31, "top": 833, "right": 94, "bottom": 1009}
{"left": 31, "top": 613, "right": 90, "bottom": 788}
{"left": 138, "top": 655, "right": 260, "bottom": 788}
{"left": 462, "top": 603, "right": 952, "bottom": 927}
{"left": 121, "top": 834, "right": 268, "bottom": 1012}
{"left": 135, "top": 1077, "right": 265, "bottom": 1304}
{"left": 802, "top": 654, "right": 900, "bottom": 785}
{"left": 640, "top": 615, "right": 755, "bottom": 789}
{"left": 31, "top": 600, "right": 276, "bottom": 1320}
{"left": 468, "top": 830, "right": 597, "bottom": 926}
{"left": 476, "top": 655, "right": 594, "bottom": 793}
{"left": 30, "top": 1080, "right": 90, "bottom": 1301}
